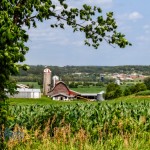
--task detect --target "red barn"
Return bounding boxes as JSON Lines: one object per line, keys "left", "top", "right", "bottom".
{"left": 48, "top": 81, "right": 79, "bottom": 100}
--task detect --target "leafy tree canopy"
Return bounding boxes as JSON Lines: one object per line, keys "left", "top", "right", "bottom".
{"left": 143, "top": 77, "right": 150, "bottom": 90}
{"left": 105, "top": 83, "right": 122, "bottom": 99}
{"left": 0, "top": 0, "right": 131, "bottom": 99}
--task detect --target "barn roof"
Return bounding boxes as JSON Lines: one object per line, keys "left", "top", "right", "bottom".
{"left": 16, "top": 84, "right": 29, "bottom": 88}
{"left": 80, "top": 93, "right": 97, "bottom": 96}
{"left": 48, "top": 81, "right": 79, "bottom": 95}
{"left": 17, "top": 88, "right": 41, "bottom": 92}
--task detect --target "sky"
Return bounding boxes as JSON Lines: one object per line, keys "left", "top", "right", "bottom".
{"left": 25, "top": 0, "right": 150, "bottom": 66}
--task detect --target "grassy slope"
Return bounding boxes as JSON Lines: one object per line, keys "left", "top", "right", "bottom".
{"left": 8, "top": 97, "right": 86, "bottom": 105}
{"left": 8, "top": 95, "right": 150, "bottom": 105}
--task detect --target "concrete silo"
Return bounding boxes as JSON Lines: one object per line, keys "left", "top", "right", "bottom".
{"left": 97, "top": 91, "right": 105, "bottom": 101}
{"left": 43, "top": 68, "right": 51, "bottom": 95}
{"left": 52, "top": 75, "right": 59, "bottom": 87}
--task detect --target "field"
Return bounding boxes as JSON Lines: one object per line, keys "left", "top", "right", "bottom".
{"left": 5, "top": 96, "right": 150, "bottom": 149}
{"left": 8, "top": 97, "right": 86, "bottom": 105}
{"left": 71, "top": 86, "right": 106, "bottom": 93}
{"left": 8, "top": 95, "right": 150, "bottom": 105}
{"left": 70, "top": 84, "right": 135, "bottom": 93}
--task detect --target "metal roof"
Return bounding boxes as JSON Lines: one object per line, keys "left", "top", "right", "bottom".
{"left": 17, "top": 88, "right": 41, "bottom": 92}
{"left": 16, "top": 84, "right": 29, "bottom": 88}
{"left": 80, "top": 93, "right": 97, "bottom": 96}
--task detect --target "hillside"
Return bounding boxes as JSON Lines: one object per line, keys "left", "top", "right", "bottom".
{"left": 12, "top": 65, "right": 150, "bottom": 85}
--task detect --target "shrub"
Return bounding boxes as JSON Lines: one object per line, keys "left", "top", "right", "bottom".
{"left": 105, "top": 83, "right": 122, "bottom": 100}
{"left": 95, "top": 82, "right": 104, "bottom": 87}
{"left": 69, "top": 82, "right": 78, "bottom": 88}
{"left": 144, "top": 77, "right": 150, "bottom": 90}
{"left": 124, "top": 88, "right": 131, "bottom": 96}
{"left": 130, "top": 83, "right": 147, "bottom": 94}
{"left": 134, "top": 83, "right": 147, "bottom": 92}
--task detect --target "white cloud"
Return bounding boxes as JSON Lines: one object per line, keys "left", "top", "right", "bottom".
{"left": 136, "top": 35, "right": 150, "bottom": 42}
{"left": 143, "top": 25, "right": 150, "bottom": 34}
{"left": 128, "top": 11, "right": 143, "bottom": 21}
{"left": 143, "top": 25, "right": 150, "bottom": 29}
{"left": 27, "top": 25, "right": 83, "bottom": 48}
{"left": 116, "top": 11, "right": 143, "bottom": 27}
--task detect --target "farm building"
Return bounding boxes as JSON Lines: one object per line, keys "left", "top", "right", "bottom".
{"left": 48, "top": 81, "right": 105, "bottom": 101}
{"left": 77, "top": 92, "right": 105, "bottom": 101}
{"left": 45, "top": 68, "right": 105, "bottom": 101}
{"left": 8, "top": 88, "right": 41, "bottom": 98}
{"left": 48, "top": 81, "right": 79, "bottom": 100}
{"left": 77, "top": 93, "right": 97, "bottom": 100}
{"left": 43, "top": 68, "right": 51, "bottom": 95}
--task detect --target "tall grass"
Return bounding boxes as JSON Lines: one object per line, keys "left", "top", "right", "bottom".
{"left": 7, "top": 121, "right": 150, "bottom": 150}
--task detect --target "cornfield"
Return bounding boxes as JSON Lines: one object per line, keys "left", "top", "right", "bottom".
{"left": 7, "top": 102, "right": 150, "bottom": 139}
{"left": 5, "top": 101, "right": 150, "bottom": 149}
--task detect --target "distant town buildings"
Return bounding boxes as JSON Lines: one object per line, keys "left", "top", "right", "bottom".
{"left": 111, "top": 73, "right": 147, "bottom": 81}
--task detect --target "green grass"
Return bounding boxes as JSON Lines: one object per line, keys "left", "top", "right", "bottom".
{"left": 106, "top": 95, "right": 150, "bottom": 103}
{"left": 71, "top": 86, "right": 106, "bottom": 93}
{"left": 7, "top": 96, "right": 86, "bottom": 105}
{"left": 7, "top": 95, "right": 150, "bottom": 106}
{"left": 70, "top": 84, "right": 138, "bottom": 93}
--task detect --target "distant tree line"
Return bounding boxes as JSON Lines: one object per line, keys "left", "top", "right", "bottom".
{"left": 68, "top": 81, "right": 105, "bottom": 88}
{"left": 105, "top": 77, "right": 150, "bottom": 100}
{"left": 12, "top": 65, "right": 150, "bottom": 84}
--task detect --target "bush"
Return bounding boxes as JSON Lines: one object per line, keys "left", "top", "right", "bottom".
{"left": 135, "top": 83, "right": 147, "bottom": 92}
{"left": 105, "top": 83, "right": 122, "bottom": 100}
{"left": 69, "top": 82, "right": 78, "bottom": 88}
{"left": 144, "top": 77, "right": 150, "bottom": 90}
{"left": 123, "top": 83, "right": 147, "bottom": 96}
{"left": 124, "top": 88, "right": 131, "bottom": 96}
{"left": 95, "top": 82, "right": 104, "bottom": 87}
{"left": 130, "top": 83, "right": 147, "bottom": 94}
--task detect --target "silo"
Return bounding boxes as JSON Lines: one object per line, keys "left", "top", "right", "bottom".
{"left": 97, "top": 91, "right": 105, "bottom": 101}
{"left": 43, "top": 68, "right": 51, "bottom": 95}
{"left": 115, "top": 79, "right": 120, "bottom": 85}
{"left": 52, "top": 75, "right": 59, "bottom": 87}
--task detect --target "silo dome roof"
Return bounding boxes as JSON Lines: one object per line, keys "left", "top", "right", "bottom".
{"left": 44, "top": 68, "right": 51, "bottom": 73}
{"left": 53, "top": 75, "right": 59, "bottom": 80}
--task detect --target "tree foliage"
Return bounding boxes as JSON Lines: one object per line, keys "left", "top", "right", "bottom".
{"left": 124, "top": 83, "right": 147, "bottom": 96}
{"left": 0, "top": 1, "right": 131, "bottom": 147}
{"left": 129, "top": 83, "right": 146, "bottom": 94}
{"left": 144, "top": 77, "right": 150, "bottom": 90}
{"left": 124, "top": 87, "right": 131, "bottom": 96}
{"left": 105, "top": 83, "right": 122, "bottom": 100}
{"left": 0, "top": 0, "right": 131, "bottom": 99}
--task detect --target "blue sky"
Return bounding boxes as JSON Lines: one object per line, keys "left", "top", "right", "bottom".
{"left": 25, "top": 0, "right": 150, "bottom": 66}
